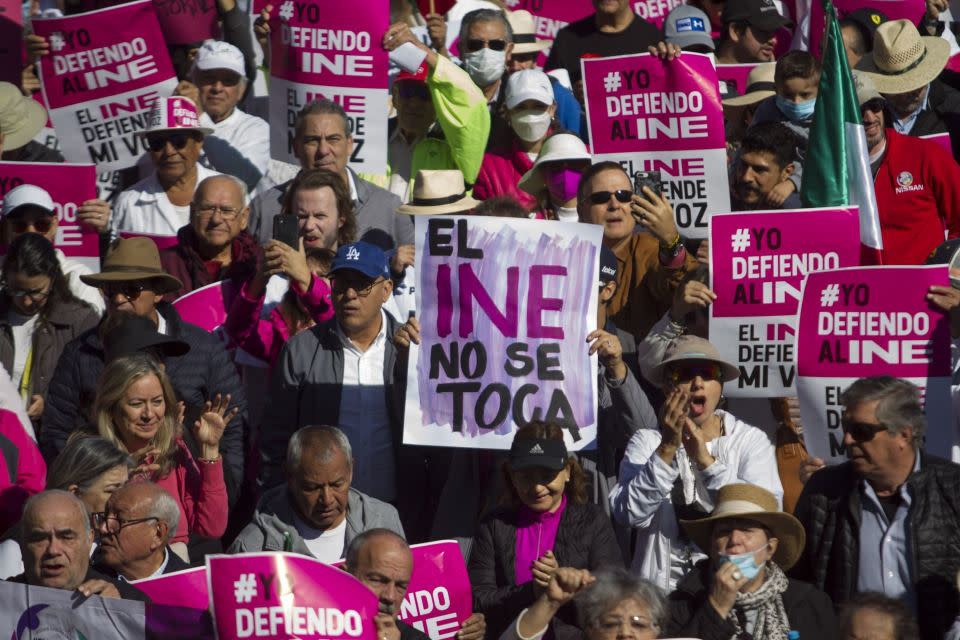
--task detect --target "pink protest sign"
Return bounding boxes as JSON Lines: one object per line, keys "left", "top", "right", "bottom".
{"left": 400, "top": 541, "right": 472, "bottom": 640}
{"left": 630, "top": 0, "right": 684, "bottom": 29}
{"left": 134, "top": 566, "right": 209, "bottom": 610}
{"left": 172, "top": 281, "right": 230, "bottom": 332}
{"left": 152, "top": 0, "right": 220, "bottom": 45}
{"left": 808, "top": 0, "right": 924, "bottom": 56}
{"left": 269, "top": 0, "right": 389, "bottom": 176}
{"left": 32, "top": 1, "right": 179, "bottom": 171}
{"left": 404, "top": 216, "right": 601, "bottom": 450}
{"left": 207, "top": 552, "right": 379, "bottom": 640}
{"left": 582, "top": 52, "right": 729, "bottom": 240}
{"left": 795, "top": 266, "right": 953, "bottom": 463}
{"left": 716, "top": 64, "right": 757, "bottom": 99}
{"left": 709, "top": 207, "right": 861, "bottom": 398}
{"left": 0, "top": 161, "right": 100, "bottom": 271}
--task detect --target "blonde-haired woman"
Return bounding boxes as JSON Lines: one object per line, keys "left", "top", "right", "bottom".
{"left": 95, "top": 353, "right": 235, "bottom": 561}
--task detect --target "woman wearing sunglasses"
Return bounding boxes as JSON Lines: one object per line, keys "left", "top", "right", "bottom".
{"left": 473, "top": 69, "right": 558, "bottom": 217}
{"left": 0, "top": 233, "right": 99, "bottom": 428}
{"left": 610, "top": 335, "right": 782, "bottom": 592}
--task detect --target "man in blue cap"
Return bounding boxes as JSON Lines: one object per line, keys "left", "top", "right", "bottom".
{"left": 259, "top": 241, "right": 404, "bottom": 503}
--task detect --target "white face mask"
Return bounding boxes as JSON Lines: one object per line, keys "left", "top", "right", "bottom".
{"left": 510, "top": 109, "right": 551, "bottom": 142}
{"left": 464, "top": 48, "right": 506, "bottom": 87}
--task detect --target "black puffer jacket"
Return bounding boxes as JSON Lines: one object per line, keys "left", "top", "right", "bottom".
{"left": 667, "top": 559, "right": 837, "bottom": 640}
{"left": 792, "top": 452, "right": 960, "bottom": 640}
{"left": 40, "top": 302, "right": 248, "bottom": 503}
{"left": 468, "top": 502, "right": 623, "bottom": 640}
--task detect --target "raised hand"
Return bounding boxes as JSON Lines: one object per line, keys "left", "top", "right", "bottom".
{"left": 192, "top": 394, "right": 239, "bottom": 460}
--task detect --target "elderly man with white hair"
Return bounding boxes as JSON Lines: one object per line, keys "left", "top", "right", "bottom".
{"left": 178, "top": 40, "right": 270, "bottom": 191}
{"left": 92, "top": 482, "right": 190, "bottom": 581}
{"left": 229, "top": 425, "right": 404, "bottom": 562}
{"left": 158, "top": 173, "right": 261, "bottom": 300}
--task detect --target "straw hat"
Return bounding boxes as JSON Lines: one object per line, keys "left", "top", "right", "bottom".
{"left": 80, "top": 237, "right": 183, "bottom": 294}
{"left": 648, "top": 335, "right": 740, "bottom": 387}
{"left": 857, "top": 19, "right": 949, "bottom": 94}
{"left": 507, "top": 10, "right": 550, "bottom": 55}
{"left": 0, "top": 83, "right": 47, "bottom": 152}
{"left": 518, "top": 133, "right": 592, "bottom": 195}
{"left": 722, "top": 63, "right": 776, "bottom": 108}
{"left": 681, "top": 484, "right": 806, "bottom": 570}
{"left": 397, "top": 170, "right": 480, "bottom": 215}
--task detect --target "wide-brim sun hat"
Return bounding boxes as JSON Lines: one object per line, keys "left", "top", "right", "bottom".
{"left": 80, "top": 237, "right": 184, "bottom": 294}
{"left": 680, "top": 483, "right": 806, "bottom": 570}
{"left": 507, "top": 10, "right": 551, "bottom": 55}
{"left": 0, "top": 82, "right": 47, "bottom": 152}
{"left": 518, "top": 133, "right": 592, "bottom": 196}
{"left": 648, "top": 334, "right": 740, "bottom": 387}
{"left": 722, "top": 62, "right": 777, "bottom": 108}
{"left": 857, "top": 19, "right": 949, "bottom": 94}
{"left": 397, "top": 170, "right": 480, "bottom": 215}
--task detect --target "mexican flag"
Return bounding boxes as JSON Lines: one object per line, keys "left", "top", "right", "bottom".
{"left": 800, "top": 0, "right": 883, "bottom": 264}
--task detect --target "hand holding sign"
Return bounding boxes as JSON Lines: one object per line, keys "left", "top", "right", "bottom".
{"left": 375, "top": 613, "right": 402, "bottom": 640}
{"left": 587, "top": 329, "right": 627, "bottom": 382}
{"left": 672, "top": 280, "right": 716, "bottom": 321}
{"left": 77, "top": 198, "right": 112, "bottom": 234}
{"left": 394, "top": 315, "right": 421, "bottom": 350}
{"left": 926, "top": 284, "right": 960, "bottom": 338}
{"left": 456, "top": 614, "right": 486, "bottom": 640}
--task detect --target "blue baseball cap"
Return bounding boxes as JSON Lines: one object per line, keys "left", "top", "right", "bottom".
{"left": 329, "top": 241, "right": 390, "bottom": 280}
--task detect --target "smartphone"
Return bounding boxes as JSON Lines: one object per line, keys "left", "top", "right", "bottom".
{"left": 272, "top": 214, "right": 299, "bottom": 249}
{"left": 633, "top": 170, "right": 662, "bottom": 200}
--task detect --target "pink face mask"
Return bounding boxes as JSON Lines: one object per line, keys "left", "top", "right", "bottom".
{"left": 544, "top": 167, "right": 582, "bottom": 203}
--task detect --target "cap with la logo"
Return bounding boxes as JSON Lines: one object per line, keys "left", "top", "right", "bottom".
{"left": 508, "top": 437, "right": 569, "bottom": 471}
{"left": 330, "top": 241, "right": 390, "bottom": 279}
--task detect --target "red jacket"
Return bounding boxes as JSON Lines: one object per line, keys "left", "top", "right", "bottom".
{"left": 473, "top": 139, "right": 539, "bottom": 212}
{"left": 874, "top": 129, "right": 960, "bottom": 265}
{"left": 0, "top": 409, "right": 45, "bottom": 535}
{"left": 160, "top": 226, "right": 263, "bottom": 301}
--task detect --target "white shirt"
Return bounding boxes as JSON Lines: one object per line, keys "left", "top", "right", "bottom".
{"left": 112, "top": 164, "right": 221, "bottom": 237}
{"left": 119, "top": 547, "right": 170, "bottom": 582}
{"left": 55, "top": 249, "right": 104, "bottom": 314}
{"left": 200, "top": 108, "right": 270, "bottom": 191}
{"left": 8, "top": 312, "right": 38, "bottom": 394}
{"left": 294, "top": 514, "right": 347, "bottom": 563}
{"left": 335, "top": 311, "right": 395, "bottom": 502}
{"left": 609, "top": 410, "right": 783, "bottom": 591}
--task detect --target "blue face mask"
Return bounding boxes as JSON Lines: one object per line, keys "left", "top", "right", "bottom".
{"left": 776, "top": 95, "right": 816, "bottom": 122}
{"left": 720, "top": 542, "right": 769, "bottom": 581}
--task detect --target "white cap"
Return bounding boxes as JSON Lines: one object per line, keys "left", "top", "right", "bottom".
{"left": 505, "top": 69, "right": 555, "bottom": 110}
{"left": 2, "top": 184, "right": 54, "bottom": 218}
{"left": 193, "top": 40, "right": 245, "bottom": 78}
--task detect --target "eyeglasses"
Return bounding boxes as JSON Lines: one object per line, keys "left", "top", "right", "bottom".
{"left": 102, "top": 282, "right": 146, "bottom": 301}
{"left": 397, "top": 83, "right": 430, "bottom": 100}
{"left": 667, "top": 363, "right": 723, "bottom": 384}
{"left": 594, "top": 616, "right": 658, "bottom": 636}
{"left": 91, "top": 512, "right": 159, "bottom": 534}
{"left": 861, "top": 98, "right": 884, "bottom": 114}
{"left": 841, "top": 419, "right": 888, "bottom": 442}
{"left": 331, "top": 277, "right": 384, "bottom": 297}
{"left": 5, "top": 284, "right": 51, "bottom": 301}
{"left": 10, "top": 218, "right": 54, "bottom": 234}
{"left": 146, "top": 133, "right": 191, "bottom": 152}
{"left": 196, "top": 71, "right": 242, "bottom": 87}
{"left": 588, "top": 190, "right": 633, "bottom": 205}
{"left": 194, "top": 203, "right": 242, "bottom": 220}
{"left": 464, "top": 38, "right": 507, "bottom": 52}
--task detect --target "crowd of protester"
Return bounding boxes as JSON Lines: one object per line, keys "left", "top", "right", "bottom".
{"left": 2, "top": 0, "right": 960, "bottom": 637}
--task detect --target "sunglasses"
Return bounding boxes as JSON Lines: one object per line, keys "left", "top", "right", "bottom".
{"left": 861, "top": 98, "right": 884, "bottom": 114}
{"left": 397, "top": 83, "right": 430, "bottom": 100}
{"left": 464, "top": 38, "right": 507, "bottom": 52}
{"left": 146, "top": 132, "right": 191, "bottom": 152}
{"left": 841, "top": 419, "right": 888, "bottom": 442}
{"left": 588, "top": 190, "right": 633, "bottom": 205}
{"left": 668, "top": 363, "right": 723, "bottom": 384}
{"left": 103, "top": 282, "right": 146, "bottom": 300}
{"left": 331, "top": 277, "right": 384, "bottom": 297}
{"left": 10, "top": 218, "right": 54, "bottom": 234}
